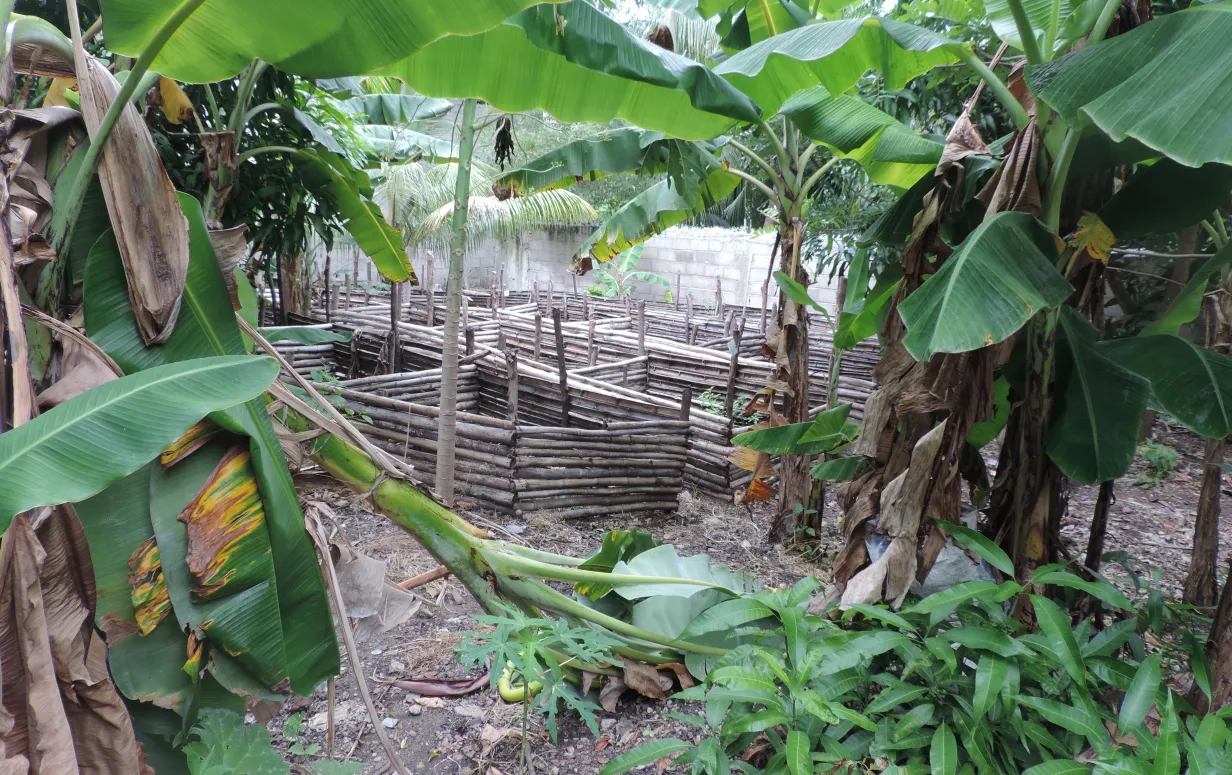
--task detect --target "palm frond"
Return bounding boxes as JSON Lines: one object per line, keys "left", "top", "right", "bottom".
{"left": 415, "top": 189, "right": 597, "bottom": 250}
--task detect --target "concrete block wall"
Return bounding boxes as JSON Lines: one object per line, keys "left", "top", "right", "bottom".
{"left": 324, "top": 225, "right": 840, "bottom": 314}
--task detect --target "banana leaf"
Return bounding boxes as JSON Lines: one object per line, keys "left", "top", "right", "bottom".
{"left": 496, "top": 128, "right": 669, "bottom": 194}
{"left": 84, "top": 193, "right": 339, "bottom": 695}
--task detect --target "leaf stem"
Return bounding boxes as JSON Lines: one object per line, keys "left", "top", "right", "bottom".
{"left": 233, "top": 145, "right": 300, "bottom": 166}
{"left": 956, "top": 48, "right": 1030, "bottom": 130}
{"left": 1088, "top": 0, "right": 1124, "bottom": 45}
{"left": 482, "top": 549, "right": 731, "bottom": 593}
{"left": 1005, "top": 0, "right": 1044, "bottom": 64}
{"left": 1042, "top": 129, "right": 1080, "bottom": 232}
{"left": 729, "top": 167, "right": 782, "bottom": 212}
{"left": 242, "top": 101, "right": 282, "bottom": 127}
{"left": 797, "top": 156, "right": 841, "bottom": 212}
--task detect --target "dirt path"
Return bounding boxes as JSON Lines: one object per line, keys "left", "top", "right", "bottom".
{"left": 270, "top": 423, "right": 1228, "bottom": 774}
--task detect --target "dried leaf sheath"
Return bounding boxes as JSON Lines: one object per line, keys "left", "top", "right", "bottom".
{"left": 177, "top": 447, "right": 275, "bottom": 602}
{"left": 127, "top": 537, "right": 171, "bottom": 635}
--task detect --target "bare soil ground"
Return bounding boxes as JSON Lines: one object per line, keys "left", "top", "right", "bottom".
{"left": 269, "top": 422, "right": 1229, "bottom": 775}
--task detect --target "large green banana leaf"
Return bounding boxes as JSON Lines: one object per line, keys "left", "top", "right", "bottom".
{"left": 294, "top": 149, "right": 415, "bottom": 282}
{"left": 715, "top": 17, "right": 959, "bottom": 116}
{"left": 84, "top": 193, "right": 339, "bottom": 694}
{"left": 716, "top": 0, "right": 813, "bottom": 51}
{"left": 578, "top": 166, "right": 740, "bottom": 263}
{"left": 896, "top": 212, "right": 1073, "bottom": 361}
{"left": 377, "top": 1, "right": 760, "bottom": 141}
{"left": 1046, "top": 308, "right": 1150, "bottom": 485}
{"left": 358, "top": 125, "right": 461, "bottom": 164}
{"left": 1142, "top": 245, "right": 1232, "bottom": 338}
{"left": 779, "top": 86, "right": 943, "bottom": 188}
{"left": 496, "top": 128, "right": 669, "bottom": 194}
{"left": 984, "top": 0, "right": 1104, "bottom": 58}
{"left": 1097, "top": 159, "right": 1232, "bottom": 239}
{"left": 1028, "top": 4, "right": 1232, "bottom": 168}
{"left": 343, "top": 93, "right": 454, "bottom": 124}
{"left": 0, "top": 355, "right": 276, "bottom": 528}
{"left": 98, "top": 0, "right": 553, "bottom": 83}
{"left": 1103, "top": 336, "right": 1232, "bottom": 440}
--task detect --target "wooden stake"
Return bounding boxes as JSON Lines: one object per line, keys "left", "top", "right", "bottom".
{"left": 344, "top": 272, "right": 351, "bottom": 311}
{"left": 464, "top": 327, "right": 475, "bottom": 356}
{"left": 760, "top": 279, "right": 768, "bottom": 336}
{"left": 680, "top": 387, "right": 693, "bottom": 421}
{"left": 552, "top": 308, "right": 571, "bottom": 427}
{"left": 687, "top": 293, "right": 693, "bottom": 320}
{"left": 675, "top": 274, "right": 681, "bottom": 310}
{"left": 637, "top": 301, "right": 647, "bottom": 356}
{"left": 505, "top": 349, "right": 519, "bottom": 422}
{"left": 388, "top": 282, "right": 400, "bottom": 374}
{"left": 324, "top": 252, "right": 332, "bottom": 321}
{"left": 587, "top": 310, "right": 597, "bottom": 367}
{"left": 724, "top": 321, "right": 743, "bottom": 419}
{"left": 534, "top": 312, "right": 543, "bottom": 360}
{"left": 715, "top": 276, "right": 722, "bottom": 317}
{"left": 425, "top": 252, "right": 436, "bottom": 327}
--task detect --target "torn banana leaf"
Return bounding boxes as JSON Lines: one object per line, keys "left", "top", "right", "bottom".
{"left": 84, "top": 193, "right": 339, "bottom": 695}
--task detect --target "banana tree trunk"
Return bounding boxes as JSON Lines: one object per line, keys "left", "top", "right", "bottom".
{"left": 768, "top": 220, "right": 816, "bottom": 544}
{"left": 435, "top": 98, "right": 476, "bottom": 506}
{"left": 1186, "top": 282, "right": 1232, "bottom": 606}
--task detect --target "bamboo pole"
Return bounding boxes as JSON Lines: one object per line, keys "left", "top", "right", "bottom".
{"left": 553, "top": 308, "right": 570, "bottom": 427}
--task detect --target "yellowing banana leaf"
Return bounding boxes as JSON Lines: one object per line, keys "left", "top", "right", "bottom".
{"left": 496, "top": 128, "right": 668, "bottom": 195}
{"left": 578, "top": 166, "right": 740, "bottom": 264}
{"left": 715, "top": 17, "right": 959, "bottom": 117}
{"left": 0, "top": 355, "right": 277, "bottom": 529}
{"left": 84, "top": 193, "right": 339, "bottom": 695}
{"left": 1028, "top": 5, "right": 1232, "bottom": 168}
{"left": 162, "top": 419, "right": 224, "bottom": 468}
{"left": 896, "top": 212, "right": 1073, "bottom": 361}
{"left": 129, "top": 537, "right": 173, "bottom": 635}
{"left": 378, "top": 1, "right": 760, "bottom": 141}
{"left": 151, "top": 440, "right": 290, "bottom": 692}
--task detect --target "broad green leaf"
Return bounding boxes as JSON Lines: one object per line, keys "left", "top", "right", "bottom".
{"left": 84, "top": 194, "right": 339, "bottom": 694}
{"left": 785, "top": 731, "right": 809, "bottom": 775}
{"left": 897, "top": 212, "right": 1072, "bottom": 361}
{"left": 812, "top": 455, "right": 871, "bottom": 482}
{"left": 293, "top": 149, "right": 414, "bottom": 282}
{"left": 497, "top": 128, "right": 668, "bottom": 194}
{"left": 974, "top": 655, "right": 1008, "bottom": 719}
{"left": 1157, "top": 695, "right": 1180, "bottom": 775}
{"left": 968, "top": 376, "right": 1011, "bottom": 448}
{"left": 945, "top": 627, "right": 1030, "bottom": 657}
{"left": 715, "top": 17, "right": 959, "bottom": 117}
{"left": 1028, "top": 5, "right": 1232, "bottom": 168}
{"left": 733, "top": 406, "right": 856, "bottom": 455}
{"left": 258, "top": 326, "right": 352, "bottom": 345}
{"left": 343, "top": 93, "right": 453, "bottom": 124}
{"left": 985, "top": 0, "right": 1103, "bottom": 56}
{"left": 380, "top": 1, "right": 760, "bottom": 142}
{"left": 780, "top": 86, "right": 942, "bottom": 188}
{"left": 931, "top": 723, "right": 958, "bottom": 775}
{"left": 680, "top": 598, "right": 775, "bottom": 638}
{"left": 184, "top": 709, "right": 289, "bottom": 775}
{"left": 1047, "top": 308, "right": 1151, "bottom": 484}
{"left": 1181, "top": 630, "right": 1212, "bottom": 702}
{"left": 0, "top": 356, "right": 276, "bottom": 527}
{"left": 952, "top": 712, "right": 999, "bottom": 775}
{"left": 1031, "top": 595, "right": 1086, "bottom": 685}
{"left": 905, "top": 581, "right": 1002, "bottom": 614}
{"left": 1102, "top": 335, "right": 1232, "bottom": 439}
{"left": 1195, "top": 714, "right": 1227, "bottom": 749}
{"left": 1119, "top": 654, "right": 1161, "bottom": 731}
{"left": 1022, "top": 761, "right": 1092, "bottom": 775}
{"left": 781, "top": 606, "right": 808, "bottom": 670}
{"left": 925, "top": 638, "right": 958, "bottom": 672}
{"left": 100, "top": 0, "right": 550, "bottom": 83}
{"left": 797, "top": 404, "right": 856, "bottom": 445}
{"left": 835, "top": 273, "right": 901, "bottom": 351}
{"left": 358, "top": 125, "right": 461, "bottom": 163}
{"left": 609, "top": 544, "right": 757, "bottom": 600}
{"left": 843, "top": 604, "right": 916, "bottom": 632}
{"left": 1083, "top": 618, "right": 1140, "bottom": 657}
{"left": 1098, "top": 160, "right": 1232, "bottom": 239}
{"left": 937, "top": 521, "right": 1014, "bottom": 576}
{"left": 894, "top": 703, "right": 935, "bottom": 741}
{"left": 724, "top": 709, "right": 792, "bottom": 734}
{"left": 775, "top": 270, "right": 832, "bottom": 320}
{"left": 867, "top": 684, "right": 930, "bottom": 714}
{"left": 1142, "top": 246, "right": 1232, "bottom": 337}
{"left": 580, "top": 166, "right": 740, "bottom": 263}
{"left": 1017, "top": 695, "right": 1106, "bottom": 743}
{"left": 1032, "top": 569, "right": 1133, "bottom": 612}
{"left": 862, "top": 175, "right": 932, "bottom": 246}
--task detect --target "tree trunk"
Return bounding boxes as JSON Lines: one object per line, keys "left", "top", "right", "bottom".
{"left": 1085, "top": 480, "right": 1114, "bottom": 572}
{"left": 1185, "top": 277, "right": 1232, "bottom": 606}
{"left": 434, "top": 98, "right": 476, "bottom": 506}
{"left": 280, "top": 252, "right": 309, "bottom": 319}
{"left": 1205, "top": 560, "right": 1232, "bottom": 709}
{"left": 768, "top": 221, "right": 815, "bottom": 544}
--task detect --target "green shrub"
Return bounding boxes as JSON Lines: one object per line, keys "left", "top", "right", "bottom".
{"left": 1133, "top": 440, "right": 1179, "bottom": 488}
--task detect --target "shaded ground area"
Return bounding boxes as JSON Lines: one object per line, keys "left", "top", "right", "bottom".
{"left": 270, "top": 422, "right": 1228, "bottom": 774}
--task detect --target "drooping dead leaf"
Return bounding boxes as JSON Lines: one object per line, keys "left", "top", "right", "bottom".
{"left": 599, "top": 675, "right": 626, "bottom": 713}
{"left": 735, "top": 477, "right": 775, "bottom": 506}
{"left": 620, "top": 658, "right": 671, "bottom": 700}
{"left": 0, "top": 507, "right": 147, "bottom": 773}
{"left": 978, "top": 119, "right": 1043, "bottom": 218}
{"left": 208, "top": 225, "right": 249, "bottom": 310}
{"left": 658, "top": 663, "right": 696, "bottom": 689}
{"left": 200, "top": 132, "right": 238, "bottom": 214}
{"left": 332, "top": 541, "right": 420, "bottom": 642}
{"left": 36, "top": 336, "right": 120, "bottom": 407}
{"left": 71, "top": 51, "right": 189, "bottom": 345}
{"left": 127, "top": 537, "right": 171, "bottom": 636}
{"left": 177, "top": 447, "right": 274, "bottom": 602}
